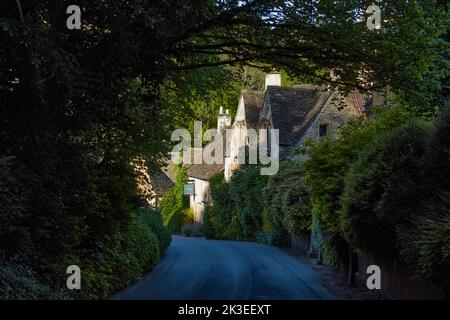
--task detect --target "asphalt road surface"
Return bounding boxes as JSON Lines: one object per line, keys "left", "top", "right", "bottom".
{"left": 113, "top": 236, "right": 337, "bottom": 300}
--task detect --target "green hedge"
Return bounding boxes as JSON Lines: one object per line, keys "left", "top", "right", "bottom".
{"left": 139, "top": 208, "right": 172, "bottom": 253}
{"left": 0, "top": 258, "right": 70, "bottom": 300}
{"left": 397, "top": 105, "right": 450, "bottom": 296}
{"left": 205, "top": 162, "right": 310, "bottom": 246}
{"left": 339, "top": 120, "right": 430, "bottom": 256}
{"left": 398, "top": 202, "right": 450, "bottom": 296}
{"left": 229, "top": 166, "right": 269, "bottom": 241}
{"left": 302, "top": 107, "right": 416, "bottom": 264}
{"left": 0, "top": 206, "right": 170, "bottom": 300}
{"left": 304, "top": 102, "right": 450, "bottom": 297}
{"left": 263, "top": 161, "right": 310, "bottom": 245}
{"left": 203, "top": 172, "right": 243, "bottom": 240}
{"left": 159, "top": 166, "right": 190, "bottom": 234}
{"left": 203, "top": 166, "right": 268, "bottom": 242}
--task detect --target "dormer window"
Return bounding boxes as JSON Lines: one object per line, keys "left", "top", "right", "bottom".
{"left": 319, "top": 124, "right": 329, "bottom": 137}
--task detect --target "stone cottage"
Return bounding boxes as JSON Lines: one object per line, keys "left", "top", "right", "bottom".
{"left": 186, "top": 108, "right": 232, "bottom": 223}
{"left": 186, "top": 71, "right": 370, "bottom": 224}
{"left": 225, "top": 72, "right": 369, "bottom": 178}
{"left": 135, "top": 158, "right": 176, "bottom": 208}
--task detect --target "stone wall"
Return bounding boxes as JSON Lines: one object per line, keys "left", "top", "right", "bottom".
{"left": 295, "top": 92, "right": 360, "bottom": 149}
{"left": 355, "top": 252, "right": 445, "bottom": 299}
{"left": 287, "top": 234, "right": 310, "bottom": 257}
{"left": 189, "top": 177, "right": 211, "bottom": 223}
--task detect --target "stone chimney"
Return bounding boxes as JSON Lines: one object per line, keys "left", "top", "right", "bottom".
{"left": 265, "top": 71, "right": 281, "bottom": 89}
{"left": 217, "top": 106, "right": 231, "bottom": 130}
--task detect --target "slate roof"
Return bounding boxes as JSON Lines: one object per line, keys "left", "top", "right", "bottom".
{"left": 185, "top": 86, "right": 366, "bottom": 181}
{"left": 187, "top": 164, "right": 224, "bottom": 181}
{"left": 242, "top": 91, "right": 264, "bottom": 129}
{"left": 147, "top": 162, "right": 176, "bottom": 195}
{"left": 264, "top": 86, "right": 332, "bottom": 146}
{"left": 187, "top": 127, "right": 231, "bottom": 181}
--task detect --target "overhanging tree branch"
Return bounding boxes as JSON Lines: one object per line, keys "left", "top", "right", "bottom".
{"left": 15, "top": 0, "right": 24, "bottom": 23}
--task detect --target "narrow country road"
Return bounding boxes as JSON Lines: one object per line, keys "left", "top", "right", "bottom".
{"left": 113, "top": 236, "right": 337, "bottom": 300}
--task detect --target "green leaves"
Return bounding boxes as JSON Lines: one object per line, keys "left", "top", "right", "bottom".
{"left": 159, "top": 166, "right": 189, "bottom": 234}
{"left": 263, "top": 161, "right": 311, "bottom": 238}
{"left": 339, "top": 119, "right": 430, "bottom": 255}
{"left": 204, "top": 166, "right": 269, "bottom": 242}
{"left": 302, "top": 106, "right": 421, "bottom": 263}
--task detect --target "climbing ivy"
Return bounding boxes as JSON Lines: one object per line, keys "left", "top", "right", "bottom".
{"left": 159, "top": 166, "right": 190, "bottom": 234}
{"left": 263, "top": 161, "right": 311, "bottom": 241}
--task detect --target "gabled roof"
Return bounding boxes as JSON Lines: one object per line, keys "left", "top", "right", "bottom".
{"left": 346, "top": 90, "right": 370, "bottom": 116}
{"left": 242, "top": 91, "right": 264, "bottom": 129}
{"left": 148, "top": 170, "right": 175, "bottom": 195}
{"left": 263, "top": 86, "right": 332, "bottom": 146}
{"left": 187, "top": 127, "right": 231, "bottom": 181}
{"left": 147, "top": 162, "right": 176, "bottom": 195}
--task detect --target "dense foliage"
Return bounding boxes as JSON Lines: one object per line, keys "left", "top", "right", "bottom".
{"left": 302, "top": 107, "right": 419, "bottom": 264}
{"left": 396, "top": 105, "right": 450, "bottom": 296}
{"left": 0, "top": 0, "right": 447, "bottom": 299}
{"left": 159, "top": 166, "right": 191, "bottom": 234}
{"left": 203, "top": 167, "right": 262, "bottom": 241}
{"left": 203, "top": 166, "right": 269, "bottom": 241}
{"left": 0, "top": 208, "right": 170, "bottom": 299}
{"left": 204, "top": 162, "right": 310, "bottom": 245}
{"left": 301, "top": 103, "right": 450, "bottom": 296}
{"left": 339, "top": 120, "right": 430, "bottom": 256}
{"left": 263, "top": 161, "right": 311, "bottom": 241}
{"left": 203, "top": 173, "right": 241, "bottom": 240}
{"left": 228, "top": 166, "right": 269, "bottom": 240}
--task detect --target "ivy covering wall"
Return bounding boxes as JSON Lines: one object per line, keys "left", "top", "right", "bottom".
{"left": 158, "top": 166, "right": 192, "bottom": 234}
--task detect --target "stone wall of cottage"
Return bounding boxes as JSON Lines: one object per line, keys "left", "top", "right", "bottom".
{"left": 295, "top": 92, "right": 360, "bottom": 150}
{"left": 189, "top": 178, "right": 211, "bottom": 223}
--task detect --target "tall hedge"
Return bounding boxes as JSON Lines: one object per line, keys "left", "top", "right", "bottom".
{"left": 205, "top": 162, "right": 312, "bottom": 246}
{"left": 203, "top": 166, "right": 268, "bottom": 242}
{"left": 397, "top": 104, "right": 450, "bottom": 297}
{"left": 263, "top": 161, "right": 310, "bottom": 244}
{"left": 228, "top": 166, "right": 269, "bottom": 241}
{"left": 203, "top": 173, "right": 242, "bottom": 240}
{"left": 0, "top": 207, "right": 170, "bottom": 299}
{"left": 302, "top": 107, "right": 418, "bottom": 264}
{"left": 339, "top": 120, "right": 430, "bottom": 256}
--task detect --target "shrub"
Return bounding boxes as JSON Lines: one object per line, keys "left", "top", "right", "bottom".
{"left": 203, "top": 173, "right": 242, "bottom": 240}
{"left": 421, "top": 103, "right": 450, "bottom": 194}
{"left": 159, "top": 166, "right": 190, "bottom": 234}
{"left": 139, "top": 208, "right": 171, "bottom": 253}
{"left": 202, "top": 206, "right": 216, "bottom": 239}
{"left": 0, "top": 207, "right": 169, "bottom": 300}
{"left": 397, "top": 104, "right": 450, "bottom": 297}
{"left": 74, "top": 210, "right": 164, "bottom": 299}
{"left": 205, "top": 161, "right": 311, "bottom": 246}
{"left": 0, "top": 157, "right": 32, "bottom": 257}
{"left": 263, "top": 161, "right": 310, "bottom": 243}
{"left": 397, "top": 198, "right": 450, "bottom": 297}
{"left": 302, "top": 107, "right": 417, "bottom": 264}
{"left": 255, "top": 208, "right": 280, "bottom": 245}
{"left": 228, "top": 166, "right": 268, "bottom": 241}
{"left": 203, "top": 165, "right": 269, "bottom": 241}
{"left": 0, "top": 258, "right": 70, "bottom": 300}
{"left": 164, "top": 205, "right": 185, "bottom": 234}
{"left": 339, "top": 120, "right": 430, "bottom": 256}
{"left": 183, "top": 208, "right": 195, "bottom": 225}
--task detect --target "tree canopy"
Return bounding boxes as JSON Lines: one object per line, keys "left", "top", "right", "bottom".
{"left": 0, "top": 0, "right": 448, "bottom": 299}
